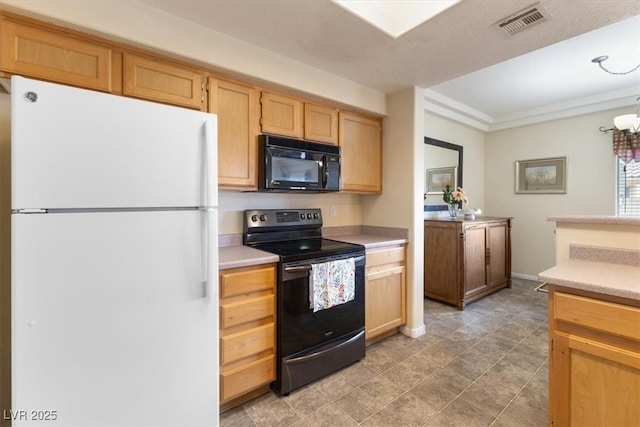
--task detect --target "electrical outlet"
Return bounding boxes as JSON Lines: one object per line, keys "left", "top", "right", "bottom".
{"left": 330, "top": 206, "right": 336, "bottom": 217}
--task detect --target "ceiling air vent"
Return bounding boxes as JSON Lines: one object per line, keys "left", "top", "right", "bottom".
{"left": 494, "top": 3, "right": 547, "bottom": 35}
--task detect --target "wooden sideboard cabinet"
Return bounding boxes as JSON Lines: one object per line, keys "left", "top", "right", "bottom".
{"left": 365, "top": 244, "right": 406, "bottom": 341}
{"left": 549, "top": 287, "right": 640, "bottom": 426}
{"left": 424, "top": 217, "right": 512, "bottom": 310}
{"left": 219, "top": 263, "right": 276, "bottom": 408}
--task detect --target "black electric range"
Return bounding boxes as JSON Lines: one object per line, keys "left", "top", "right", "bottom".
{"left": 243, "top": 208, "right": 366, "bottom": 395}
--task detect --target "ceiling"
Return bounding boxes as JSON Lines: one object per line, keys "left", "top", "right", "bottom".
{"left": 139, "top": 0, "right": 640, "bottom": 131}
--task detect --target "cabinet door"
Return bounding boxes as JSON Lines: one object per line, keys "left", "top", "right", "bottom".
{"left": 123, "top": 53, "right": 203, "bottom": 109}
{"left": 210, "top": 78, "right": 259, "bottom": 189}
{"left": 304, "top": 103, "right": 338, "bottom": 145}
{"left": 550, "top": 331, "right": 640, "bottom": 427}
{"left": 338, "top": 112, "right": 382, "bottom": 193}
{"left": 260, "top": 91, "right": 303, "bottom": 138}
{"left": 424, "top": 224, "right": 460, "bottom": 305}
{"left": 487, "top": 222, "right": 508, "bottom": 286}
{"left": 463, "top": 225, "right": 487, "bottom": 297}
{"left": 0, "top": 20, "right": 112, "bottom": 92}
{"left": 366, "top": 265, "right": 406, "bottom": 340}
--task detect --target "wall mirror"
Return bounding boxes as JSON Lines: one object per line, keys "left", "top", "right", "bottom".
{"left": 424, "top": 137, "right": 463, "bottom": 207}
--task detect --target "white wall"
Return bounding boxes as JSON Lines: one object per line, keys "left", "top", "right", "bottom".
{"left": 485, "top": 108, "right": 625, "bottom": 277}
{"left": 424, "top": 112, "right": 486, "bottom": 213}
{"left": 362, "top": 87, "right": 425, "bottom": 338}
{"left": 219, "top": 191, "right": 361, "bottom": 234}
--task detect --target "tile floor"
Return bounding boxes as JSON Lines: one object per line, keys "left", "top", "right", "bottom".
{"left": 221, "top": 278, "right": 549, "bottom": 427}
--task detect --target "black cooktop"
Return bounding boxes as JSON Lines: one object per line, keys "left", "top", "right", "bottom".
{"left": 251, "top": 238, "right": 364, "bottom": 263}
{"left": 243, "top": 208, "right": 364, "bottom": 262}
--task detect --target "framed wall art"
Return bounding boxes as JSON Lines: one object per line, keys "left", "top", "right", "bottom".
{"left": 515, "top": 157, "right": 566, "bottom": 194}
{"left": 426, "top": 166, "right": 457, "bottom": 194}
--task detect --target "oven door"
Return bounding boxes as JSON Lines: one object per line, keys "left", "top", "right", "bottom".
{"left": 279, "top": 253, "right": 365, "bottom": 358}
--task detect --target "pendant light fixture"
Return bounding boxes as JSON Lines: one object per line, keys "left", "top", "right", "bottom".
{"left": 591, "top": 55, "right": 640, "bottom": 75}
{"left": 592, "top": 56, "right": 640, "bottom": 135}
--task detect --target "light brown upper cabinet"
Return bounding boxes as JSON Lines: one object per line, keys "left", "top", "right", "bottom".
{"left": 304, "top": 102, "right": 338, "bottom": 145}
{"left": 338, "top": 112, "right": 382, "bottom": 193}
{"left": 260, "top": 91, "right": 303, "bottom": 138}
{"left": 209, "top": 77, "right": 260, "bottom": 190}
{"left": 123, "top": 53, "right": 204, "bottom": 110}
{"left": 0, "top": 19, "right": 112, "bottom": 92}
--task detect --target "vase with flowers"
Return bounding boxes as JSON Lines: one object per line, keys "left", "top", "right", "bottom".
{"left": 442, "top": 185, "right": 468, "bottom": 218}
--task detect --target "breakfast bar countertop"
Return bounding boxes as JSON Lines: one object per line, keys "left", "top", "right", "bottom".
{"left": 538, "top": 245, "right": 640, "bottom": 301}
{"left": 547, "top": 215, "right": 640, "bottom": 226}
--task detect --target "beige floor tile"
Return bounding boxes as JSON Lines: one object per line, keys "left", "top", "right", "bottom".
{"left": 221, "top": 279, "right": 549, "bottom": 427}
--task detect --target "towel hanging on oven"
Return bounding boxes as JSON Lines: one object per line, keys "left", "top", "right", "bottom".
{"left": 309, "top": 257, "right": 355, "bottom": 313}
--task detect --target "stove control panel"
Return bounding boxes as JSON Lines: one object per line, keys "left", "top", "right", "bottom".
{"left": 244, "top": 208, "right": 323, "bottom": 229}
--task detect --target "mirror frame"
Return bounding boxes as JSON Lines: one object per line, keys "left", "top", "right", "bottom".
{"left": 424, "top": 137, "right": 463, "bottom": 189}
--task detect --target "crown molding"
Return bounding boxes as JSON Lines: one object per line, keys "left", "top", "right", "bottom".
{"left": 423, "top": 86, "right": 640, "bottom": 132}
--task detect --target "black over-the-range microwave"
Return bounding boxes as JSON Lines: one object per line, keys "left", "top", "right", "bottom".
{"left": 258, "top": 134, "right": 340, "bottom": 192}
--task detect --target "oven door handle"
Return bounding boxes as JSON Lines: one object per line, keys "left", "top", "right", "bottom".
{"left": 284, "top": 255, "right": 365, "bottom": 274}
{"left": 284, "top": 265, "right": 312, "bottom": 273}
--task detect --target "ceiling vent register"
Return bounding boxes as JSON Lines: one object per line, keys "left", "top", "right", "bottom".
{"left": 495, "top": 3, "right": 547, "bottom": 35}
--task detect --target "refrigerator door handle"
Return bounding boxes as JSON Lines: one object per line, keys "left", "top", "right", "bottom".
{"left": 203, "top": 119, "right": 216, "bottom": 208}
{"left": 200, "top": 206, "right": 215, "bottom": 299}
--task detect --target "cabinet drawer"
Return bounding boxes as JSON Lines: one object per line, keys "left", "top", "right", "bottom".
{"left": 554, "top": 292, "right": 640, "bottom": 341}
{"left": 221, "top": 295, "right": 275, "bottom": 329}
{"left": 366, "top": 246, "right": 405, "bottom": 268}
{"left": 221, "top": 355, "right": 275, "bottom": 402}
{"left": 221, "top": 323, "right": 275, "bottom": 365}
{"left": 220, "top": 265, "right": 275, "bottom": 298}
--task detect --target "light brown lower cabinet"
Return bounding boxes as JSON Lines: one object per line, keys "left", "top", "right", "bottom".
{"left": 365, "top": 244, "right": 406, "bottom": 341}
{"left": 549, "top": 287, "right": 640, "bottom": 427}
{"left": 219, "top": 263, "right": 276, "bottom": 408}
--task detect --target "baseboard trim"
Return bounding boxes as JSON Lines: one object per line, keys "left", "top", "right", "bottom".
{"left": 400, "top": 324, "right": 425, "bottom": 338}
{"left": 512, "top": 272, "right": 540, "bottom": 282}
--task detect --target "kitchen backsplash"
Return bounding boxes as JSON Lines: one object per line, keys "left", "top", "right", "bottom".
{"left": 218, "top": 190, "right": 362, "bottom": 234}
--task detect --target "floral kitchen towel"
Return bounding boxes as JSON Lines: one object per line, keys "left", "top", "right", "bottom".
{"left": 309, "top": 257, "right": 355, "bottom": 313}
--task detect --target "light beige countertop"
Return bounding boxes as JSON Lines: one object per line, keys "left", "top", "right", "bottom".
{"left": 323, "top": 225, "right": 408, "bottom": 249}
{"left": 548, "top": 215, "right": 640, "bottom": 226}
{"left": 538, "top": 245, "right": 640, "bottom": 301}
{"left": 219, "top": 245, "right": 279, "bottom": 270}
{"left": 218, "top": 226, "right": 408, "bottom": 269}
{"left": 326, "top": 234, "right": 407, "bottom": 249}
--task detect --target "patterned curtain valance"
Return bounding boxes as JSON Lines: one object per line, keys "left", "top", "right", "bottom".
{"left": 613, "top": 129, "right": 640, "bottom": 164}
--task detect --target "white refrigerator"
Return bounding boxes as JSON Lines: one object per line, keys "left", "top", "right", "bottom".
{"left": 10, "top": 76, "right": 219, "bottom": 426}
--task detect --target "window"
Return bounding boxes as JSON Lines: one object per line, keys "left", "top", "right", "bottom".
{"left": 617, "top": 158, "right": 640, "bottom": 215}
